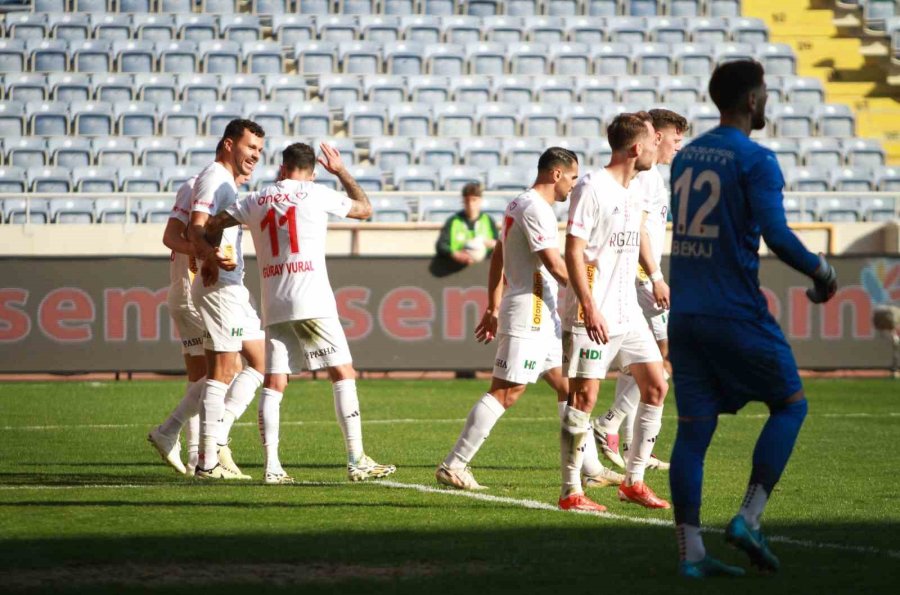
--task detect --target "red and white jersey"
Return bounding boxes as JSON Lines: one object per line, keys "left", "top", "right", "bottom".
{"left": 227, "top": 179, "right": 352, "bottom": 327}
{"left": 167, "top": 176, "right": 196, "bottom": 306}
{"left": 191, "top": 161, "right": 243, "bottom": 288}
{"left": 632, "top": 166, "right": 669, "bottom": 282}
{"left": 498, "top": 189, "right": 561, "bottom": 338}
{"left": 563, "top": 167, "right": 643, "bottom": 336}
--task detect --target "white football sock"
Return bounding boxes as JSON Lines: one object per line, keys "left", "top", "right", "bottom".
{"left": 443, "top": 394, "right": 505, "bottom": 470}
{"left": 626, "top": 402, "right": 663, "bottom": 485}
{"left": 739, "top": 483, "right": 769, "bottom": 531}
{"left": 259, "top": 388, "right": 285, "bottom": 475}
{"left": 199, "top": 379, "right": 228, "bottom": 470}
{"left": 677, "top": 524, "right": 706, "bottom": 563}
{"left": 560, "top": 406, "right": 590, "bottom": 498}
{"left": 219, "top": 367, "right": 263, "bottom": 445}
{"left": 556, "top": 400, "right": 566, "bottom": 420}
{"left": 333, "top": 379, "right": 364, "bottom": 465}
{"left": 159, "top": 378, "right": 205, "bottom": 440}
{"left": 601, "top": 373, "right": 640, "bottom": 436}
{"left": 186, "top": 412, "right": 199, "bottom": 471}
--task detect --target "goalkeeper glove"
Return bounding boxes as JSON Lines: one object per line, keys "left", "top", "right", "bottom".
{"left": 806, "top": 253, "right": 837, "bottom": 304}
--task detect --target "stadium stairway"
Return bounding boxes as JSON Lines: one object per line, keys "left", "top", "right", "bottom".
{"left": 743, "top": 0, "right": 900, "bottom": 164}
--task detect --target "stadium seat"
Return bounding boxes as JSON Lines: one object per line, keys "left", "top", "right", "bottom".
{"left": 4, "top": 196, "right": 51, "bottom": 224}
{"left": 660, "top": 75, "right": 703, "bottom": 104}
{"left": 200, "top": 41, "right": 241, "bottom": 74}
{"left": 814, "top": 196, "right": 860, "bottom": 222}
{"left": 348, "top": 165, "right": 384, "bottom": 192}
{"left": 421, "top": 0, "right": 458, "bottom": 15}
{"left": 831, "top": 167, "right": 874, "bottom": 192}
{"left": 27, "top": 100, "right": 68, "bottom": 136}
{"left": 434, "top": 102, "right": 476, "bottom": 136}
{"left": 369, "top": 137, "right": 414, "bottom": 171}
{"left": 344, "top": 102, "right": 388, "bottom": 136}
{"left": 5, "top": 138, "right": 47, "bottom": 169}
{"left": 576, "top": 76, "right": 617, "bottom": 104}
{"left": 787, "top": 166, "right": 830, "bottom": 192}
{"left": 48, "top": 198, "right": 93, "bottom": 223}
{"left": 267, "top": 75, "right": 308, "bottom": 102}
{"left": 248, "top": 165, "right": 279, "bottom": 190}
{"left": 493, "top": 75, "right": 533, "bottom": 104}
{"left": 290, "top": 103, "right": 332, "bottom": 136}
{"left": 862, "top": 0, "right": 897, "bottom": 34}
{"left": 467, "top": 42, "right": 507, "bottom": 76}
{"left": 413, "top": 137, "right": 458, "bottom": 168}
{"left": 409, "top": 74, "right": 451, "bottom": 103}
{"left": 114, "top": 40, "right": 155, "bottom": 74}
{"left": 295, "top": 41, "right": 339, "bottom": 74}
{"left": 363, "top": 74, "right": 406, "bottom": 105}
{"left": 815, "top": 104, "right": 855, "bottom": 138}
{"left": 393, "top": 164, "right": 440, "bottom": 192}
{"left": 5, "top": 13, "right": 48, "bottom": 41}
{"left": 157, "top": 41, "right": 200, "bottom": 74}
{"left": 161, "top": 102, "right": 202, "bottom": 137}
{"left": 297, "top": 0, "right": 333, "bottom": 13}
{"left": 49, "top": 137, "right": 92, "bottom": 168}
{"left": 842, "top": 138, "right": 886, "bottom": 169}
{"left": 158, "top": 0, "right": 193, "bottom": 11}
{"left": 29, "top": 40, "right": 69, "bottom": 73}
{"left": 628, "top": 0, "right": 660, "bottom": 16}
{"left": 634, "top": 43, "right": 673, "bottom": 75}
{"left": 650, "top": 17, "right": 690, "bottom": 43}
{"left": 94, "top": 138, "right": 137, "bottom": 167}
{"left": 48, "top": 73, "right": 91, "bottom": 103}
{"left": 0, "top": 166, "right": 28, "bottom": 195}
{"left": 757, "top": 43, "right": 796, "bottom": 76}
{"left": 92, "top": 73, "right": 134, "bottom": 103}
{"left": 425, "top": 44, "right": 466, "bottom": 76}
{"left": 731, "top": 17, "right": 769, "bottom": 44}
{"left": 360, "top": 15, "right": 403, "bottom": 42}
{"left": 617, "top": 77, "right": 659, "bottom": 104}
{"left": 520, "top": 104, "right": 561, "bottom": 137}
{"left": 593, "top": 43, "right": 633, "bottom": 76}
{"left": 0, "top": 100, "right": 26, "bottom": 136}
{"left": 139, "top": 196, "right": 173, "bottom": 222}
{"left": 466, "top": 0, "right": 503, "bottom": 17}
{"left": 273, "top": 15, "right": 316, "bottom": 44}
{"left": 133, "top": 15, "right": 176, "bottom": 43}
{"left": 758, "top": 138, "right": 800, "bottom": 171}
{"left": 135, "top": 73, "right": 177, "bottom": 104}
{"left": 477, "top": 102, "right": 519, "bottom": 137}
{"left": 221, "top": 15, "right": 263, "bottom": 43}
{"left": 50, "top": 14, "right": 91, "bottom": 43}
{"left": 459, "top": 137, "right": 503, "bottom": 169}
{"left": 137, "top": 137, "right": 180, "bottom": 168}
{"left": 675, "top": 43, "right": 715, "bottom": 75}
{"left": 609, "top": 17, "right": 647, "bottom": 44}
{"left": 318, "top": 16, "right": 360, "bottom": 43}
{"left": 715, "top": 42, "right": 755, "bottom": 65}
{"left": 176, "top": 14, "right": 218, "bottom": 42}
{"left": 503, "top": 137, "right": 544, "bottom": 167}
{"left": 385, "top": 41, "right": 426, "bottom": 75}
{"left": 29, "top": 166, "right": 72, "bottom": 194}
{"left": 545, "top": 136, "right": 589, "bottom": 165}
{"left": 418, "top": 195, "right": 459, "bottom": 221}
{"left": 451, "top": 75, "right": 492, "bottom": 104}
{"left": 562, "top": 104, "right": 604, "bottom": 137}
{"left": 389, "top": 102, "right": 433, "bottom": 136}
{"left": 689, "top": 17, "right": 729, "bottom": 44}
{"left": 72, "top": 40, "right": 114, "bottom": 73}
{"left": 318, "top": 74, "right": 364, "bottom": 107}
{"left": 249, "top": 102, "right": 290, "bottom": 136}
{"left": 487, "top": 166, "right": 529, "bottom": 191}
{"left": 370, "top": 196, "right": 413, "bottom": 223}
{"left": 116, "top": 102, "right": 157, "bottom": 137}
{"left": 526, "top": 16, "right": 567, "bottom": 43}
{"left": 439, "top": 165, "right": 483, "bottom": 191}
{"left": 0, "top": 39, "right": 26, "bottom": 73}
{"left": 770, "top": 103, "right": 814, "bottom": 138}
{"left": 204, "top": 102, "right": 243, "bottom": 136}
{"left": 688, "top": 104, "right": 719, "bottom": 136}
{"left": 179, "top": 137, "right": 217, "bottom": 167}
{"left": 35, "top": 0, "right": 66, "bottom": 10}
{"left": 858, "top": 195, "right": 897, "bottom": 221}
{"left": 783, "top": 76, "right": 825, "bottom": 105}
{"left": 224, "top": 74, "right": 264, "bottom": 103}
{"left": 536, "top": 76, "right": 576, "bottom": 104}
{"left": 341, "top": 0, "right": 378, "bottom": 15}
{"left": 551, "top": 42, "right": 592, "bottom": 75}
{"left": 180, "top": 73, "right": 221, "bottom": 103}
{"left": 509, "top": 42, "right": 549, "bottom": 75}
{"left": 252, "top": 0, "right": 289, "bottom": 11}
{"left": 73, "top": 0, "right": 109, "bottom": 10}
{"left": 243, "top": 41, "right": 284, "bottom": 74}
{"left": 782, "top": 196, "right": 817, "bottom": 223}
{"left": 95, "top": 197, "right": 140, "bottom": 223}
{"left": 75, "top": 166, "right": 119, "bottom": 193}
{"left": 91, "top": 15, "right": 132, "bottom": 42}
{"left": 72, "top": 101, "right": 115, "bottom": 136}
{"left": 709, "top": 0, "right": 741, "bottom": 17}
{"left": 339, "top": 41, "right": 383, "bottom": 74}
{"left": 566, "top": 16, "right": 606, "bottom": 45}
{"left": 484, "top": 16, "right": 525, "bottom": 43}
{"left": 440, "top": 16, "right": 480, "bottom": 45}
{"left": 800, "top": 137, "right": 843, "bottom": 169}
{"left": 401, "top": 15, "right": 441, "bottom": 44}
{"left": 384, "top": 0, "right": 416, "bottom": 15}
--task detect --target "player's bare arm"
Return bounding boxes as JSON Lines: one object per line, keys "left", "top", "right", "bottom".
{"left": 565, "top": 234, "right": 609, "bottom": 344}
{"left": 537, "top": 247, "right": 568, "bottom": 287}
{"left": 638, "top": 210, "right": 670, "bottom": 309}
{"left": 163, "top": 219, "right": 194, "bottom": 257}
{"left": 318, "top": 143, "right": 373, "bottom": 220}
{"left": 475, "top": 240, "right": 504, "bottom": 344}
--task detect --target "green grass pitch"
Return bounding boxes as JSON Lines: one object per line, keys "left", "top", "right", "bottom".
{"left": 0, "top": 378, "right": 897, "bottom": 594}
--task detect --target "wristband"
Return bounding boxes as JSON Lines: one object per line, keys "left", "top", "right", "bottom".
{"left": 650, "top": 270, "right": 664, "bottom": 283}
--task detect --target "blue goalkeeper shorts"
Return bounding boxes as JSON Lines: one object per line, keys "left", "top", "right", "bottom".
{"left": 669, "top": 312, "right": 803, "bottom": 418}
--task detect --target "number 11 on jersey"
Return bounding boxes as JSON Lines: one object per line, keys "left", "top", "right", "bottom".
{"left": 261, "top": 206, "right": 299, "bottom": 258}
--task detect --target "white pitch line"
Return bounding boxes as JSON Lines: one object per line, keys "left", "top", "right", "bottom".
{"left": 2, "top": 412, "right": 898, "bottom": 432}
{"left": 1, "top": 478, "right": 898, "bottom": 560}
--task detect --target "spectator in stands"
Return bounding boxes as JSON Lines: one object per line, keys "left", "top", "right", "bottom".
{"left": 435, "top": 183, "right": 499, "bottom": 268}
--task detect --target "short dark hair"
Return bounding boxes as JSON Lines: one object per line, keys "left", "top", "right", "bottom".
{"left": 537, "top": 147, "right": 578, "bottom": 172}
{"left": 607, "top": 112, "right": 653, "bottom": 152}
{"left": 461, "top": 182, "right": 482, "bottom": 198}
{"left": 221, "top": 118, "right": 266, "bottom": 144}
{"left": 282, "top": 142, "right": 317, "bottom": 173}
{"left": 649, "top": 108, "right": 688, "bottom": 134}
{"left": 708, "top": 60, "right": 765, "bottom": 113}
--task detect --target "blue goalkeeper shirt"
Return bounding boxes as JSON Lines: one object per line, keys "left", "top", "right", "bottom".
{"left": 668, "top": 125, "right": 820, "bottom": 320}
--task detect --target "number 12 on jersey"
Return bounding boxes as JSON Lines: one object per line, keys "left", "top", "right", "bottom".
{"left": 673, "top": 167, "right": 721, "bottom": 239}
{"left": 261, "top": 206, "right": 299, "bottom": 257}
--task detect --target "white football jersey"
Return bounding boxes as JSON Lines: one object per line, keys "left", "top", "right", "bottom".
{"left": 227, "top": 179, "right": 352, "bottom": 327}
{"left": 191, "top": 161, "right": 243, "bottom": 288}
{"left": 167, "top": 176, "right": 196, "bottom": 307}
{"left": 563, "top": 167, "right": 643, "bottom": 337}
{"left": 498, "top": 189, "right": 561, "bottom": 338}
{"left": 632, "top": 167, "right": 669, "bottom": 281}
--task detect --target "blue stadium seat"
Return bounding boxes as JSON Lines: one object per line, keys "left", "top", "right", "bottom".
{"left": 815, "top": 104, "right": 855, "bottom": 138}
{"left": 176, "top": 14, "right": 219, "bottom": 42}
{"left": 421, "top": 0, "right": 458, "bottom": 15}
{"left": 243, "top": 41, "right": 284, "bottom": 74}
{"left": 297, "top": 0, "right": 333, "bottom": 13}
{"left": 225, "top": 74, "right": 265, "bottom": 103}
{"left": 669, "top": 0, "right": 702, "bottom": 16}
{"left": 93, "top": 137, "right": 137, "bottom": 167}
{"left": 858, "top": 194, "right": 897, "bottom": 221}
{"left": 318, "top": 15, "right": 360, "bottom": 42}
{"left": 135, "top": 73, "right": 178, "bottom": 104}
{"left": 201, "top": 40, "right": 242, "bottom": 74}
{"left": 29, "top": 166, "right": 72, "bottom": 194}
{"left": 4, "top": 198, "right": 51, "bottom": 224}
{"left": 341, "top": 0, "right": 377, "bottom": 14}
{"left": 360, "top": 15, "right": 402, "bottom": 42}
{"left": 715, "top": 42, "right": 755, "bottom": 65}
{"left": 562, "top": 104, "right": 604, "bottom": 137}
{"left": 757, "top": 43, "right": 796, "bottom": 76}
{"left": 74, "top": 0, "right": 109, "bottom": 10}
{"left": 158, "top": 0, "right": 193, "bottom": 10}
{"left": 389, "top": 102, "right": 433, "bottom": 136}
{"left": 770, "top": 103, "right": 814, "bottom": 138}
{"left": 467, "top": 42, "right": 507, "bottom": 75}
{"left": 139, "top": 196, "right": 173, "bottom": 222}
{"left": 394, "top": 165, "right": 440, "bottom": 191}
{"left": 114, "top": 40, "right": 156, "bottom": 74}
{"left": 161, "top": 102, "right": 202, "bottom": 137}
{"left": 487, "top": 166, "right": 529, "bottom": 191}
{"left": 408, "top": 74, "right": 450, "bottom": 103}
{"left": 800, "top": 137, "right": 842, "bottom": 169}
{"left": 49, "top": 137, "right": 92, "bottom": 168}
{"left": 842, "top": 137, "right": 886, "bottom": 170}
{"left": 267, "top": 75, "right": 308, "bottom": 102}
{"left": 425, "top": 44, "right": 466, "bottom": 76}
{"left": 75, "top": 166, "right": 119, "bottom": 193}
{"left": 6, "top": 13, "right": 48, "bottom": 41}
{"left": 617, "top": 76, "right": 659, "bottom": 104}
{"left": 72, "top": 100, "right": 114, "bottom": 136}
{"left": 566, "top": 16, "right": 606, "bottom": 45}
{"left": 758, "top": 138, "right": 800, "bottom": 171}
{"left": 650, "top": 16, "right": 690, "bottom": 43}
{"left": 675, "top": 42, "right": 715, "bottom": 75}
{"left": 157, "top": 41, "right": 200, "bottom": 73}
{"left": 370, "top": 196, "right": 413, "bottom": 223}
{"left": 709, "top": 0, "right": 741, "bottom": 17}
{"left": 452, "top": 75, "right": 493, "bottom": 104}
{"left": 783, "top": 76, "right": 825, "bottom": 105}
{"left": 628, "top": 0, "right": 661, "bottom": 16}
{"left": 418, "top": 195, "right": 458, "bottom": 221}
{"left": 314, "top": 137, "right": 357, "bottom": 165}
{"left": 363, "top": 74, "right": 406, "bottom": 104}
{"left": 440, "top": 16, "right": 480, "bottom": 45}
{"left": 782, "top": 196, "right": 817, "bottom": 223}
{"left": 116, "top": 101, "right": 157, "bottom": 137}
{"left": 503, "top": 137, "right": 543, "bottom": 167}
{"left": 0, "top": 39, "right": 27, "bottom": 73}
{"left": 133, "top": 15, "right": 176, "bottom": 42}
{"left": 576, "top": 76, "right": 617, "bottom": 103}
{"left": 401, "top": 15, "right": 441, "bottom": 44}
{"left": 48, "top": 13, "right": 91, "bottom": 43}
{"left": 434, "top": 102, "right": 476, "bottom": 136}
{"left": 318, "top": 74, "right": 363, "bottom": 107}
{"left": 509, "top": 42, "right": 549, "bottom": 75}
{"left": 72, "top": 40, "right": 114, "bottom": 73}
{"left": 26, "top": 100, "right": 68, "bottom": 136}
{"left": 466, "top": 0, "right": 503, "bottom": 17}
{"left": 731, "top": 17, "right": 768, "bottom": 44}
{"left": 137, "top": 137, "right": 180, "bottom": 168}
{"left": 290, "top": 103, "right": 332, "bottom": 136}
{"left": 28, "top": 40, "right": 69, "bottom": 73}
{"left": 119, "top": 166, "right": 163, "bottom": 194}
{"left": 3, "top": 73, "right": 47, "bottom": 103}
{"left": 609, "top": 17, "right": 647, "bottom": 44}
{"left": 95, "top": 197, "right": 139, "bottom": 224}
{"left": 179, "top": 74, "right": 221, "bottom": 103}
{"left": 384, "top": 0, "right": 416, "bottom": 15}
{"left": 586, "top": 0, "right": 619, "bottom": 16}
{"left": 49, "top": 198, "right": 94, "bottom": 223}
{"left": 413, "top": 137, "right": 458, "bottom": 168}
{"left": 551, "top": 42, "right": 591, "bottom": 75}
{"left": 787, "top": 166, "right": 830, "bottom": 192}
{"left": 634, "top": 42, "right": 673, "bottom": 75}
{"left": 440, "top": 165, "right": 483, "bottom": 191}
{"left": 340, "top": 41, "right": 383, "bottom": 74}
{"left": 484, "top": 16, "right": 526, "bottom": 43}
{"left": 536, "top": 76, "right": 576, "bottom": 104}
{"left": 593, "top": 43, "right": 633, "bottom": 76}
{"left": 221, "top": 15, "right": 262, "bottom": 43}
{"left": 273, "top": 15, "right": 316, "bottom": 44}
{"left": 91, "top": 14, "right": 131, "bottom": 41}
{"left": 179, "top": 137, "right": 217, "bottom": 166}
{"left": 459, "top": 137, "right": 503, "bottom": 169}
{"left": 5, "top": 138, "right": 48, "bottom": 168}
{"left": 526, "top": 16, "right": 567, "bottom": 43}
{"left": 201, "top": 0, "right": 236, "bottom": 10}
{"left": 385, "top": 41, "right": 426, "bottom": 75}
{"left": 689, "top": 17, "right": 729, "bottom": 43}
{"left": 344, "top": 102, "right": 388, "bottom": 136}
{"left": 295, "top": 41, "right": 339, "bottom": 74}
{"left": 831, "top": 167, "right": 874, "bottom": 192}
{"left": 369, "top": 137, "right": 414, "bottom": 171}
{"left": 0, "top": 166, "right": 28, "bottom": 195}
{"left": 519, "top": 103, "right": 560, "bottom": 137}
{"left": 35, "top": 0, "right": 66, "bottom": 10}
{"left": 814, "top": 196, "right": 860, "bottom": 222}
{"left": 477, "top": 102, "right": 519, "bottom": 136}
{"left": 347, "top": 165, "right": 384, "bottom": 192}
{"left": 203, "top": 101, "right": 243, "bottom": 136}
{"left": 688, "top": 103, "right": 719, "bottom": 136}
{"left": 545, "top": 136, "right": 589, "bottom": 165}
{"left": 92, "top": 73, "right": 134, "bottom": 103}
{"left": 660, "top": 75, "right": 703, "bottom": 103}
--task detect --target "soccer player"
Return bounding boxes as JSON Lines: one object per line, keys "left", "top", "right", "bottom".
{"left": 667, "top": 60, "right": 837, "bottom": 578}
{"left": 203, "top": 142, "right": 396, "bottom": 485}
{"left": 147, "top": 167, "right": 248, "bottom": 476}
{"left": 436, "top": 148, "right": 623, "bottom": 492}
{"left": 558, "top": 113, "right": 671, "bottom": 512}
{"left": 188, "top": 119, "right": 267, "bottom": 480}
{"left": 592, "top": 109, "right": 688, "bottom": 471}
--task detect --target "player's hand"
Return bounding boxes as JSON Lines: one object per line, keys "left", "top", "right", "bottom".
{"left": 188, "top": 255, "right": 198, "bottom": 274}
{"left": 807, "top": 253, "right": 837, "bottom": 304}
{"left": 317, "top": 143, "right": 346, "bottom": 176}
{"left": 475, "top": 309, "right": 499, "bottom": 344}
{"left": 582, "top": 302, "right": 609, "bottom": 345}
{"left": 652, "top": 279, "right": 670, "bottom": 310}
{"left": 215, "top": 247, "right": 237, "bottom": 271}
{"left": 452, "top": 250, "right": 475, "bottom": 266}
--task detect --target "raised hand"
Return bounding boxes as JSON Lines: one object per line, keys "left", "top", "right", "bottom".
{"left": 317, "top": 143, "right": 346, "bottom": 176}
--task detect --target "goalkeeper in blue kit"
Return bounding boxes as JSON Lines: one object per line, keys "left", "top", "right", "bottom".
{"left": 666, "top": 60, "right": 838, "bottom": 578}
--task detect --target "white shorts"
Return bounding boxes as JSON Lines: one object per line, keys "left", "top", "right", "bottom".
{"left": 169, "top": 305, "right": 205, "bottom": 357}
{"left": 492, "top": 332, "right": 562, "bottom": 385}
{"left": 636, "top": 281, "right": 669, "bottom": 342}
{"left": 194, "top": 283, "right": 264, "bottom": 352}
{"left": 266, "top": 317, "right": 353, "bottom": 374}
{"left": 562, "top": 323, "right": 662, "bottom": 379}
